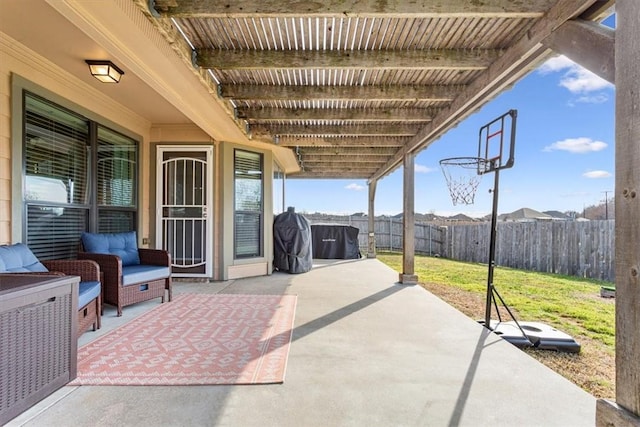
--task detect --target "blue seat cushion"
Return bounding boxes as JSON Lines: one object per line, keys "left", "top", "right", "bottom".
{"left": 78, "top": 281, "right": 101, "bottom": 309}
{"left": 122, "top": 265, "right": 170, "bottom": 286}
{"left": 0, "top": 243, "right": 48, "bottom": 273}
{"left": 82, "top": 231, "right": 141, "bottom": 266}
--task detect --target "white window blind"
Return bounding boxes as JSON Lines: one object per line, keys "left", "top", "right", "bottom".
{"left": 234, "top": 150, "right": 263, "bottom": 258}
{"left": 24, "top": 94, "right": 89, "bottom": 259}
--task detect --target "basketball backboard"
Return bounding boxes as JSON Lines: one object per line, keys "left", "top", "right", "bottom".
{"left": 477, "top": 109, "right": 517, "bottom": 174}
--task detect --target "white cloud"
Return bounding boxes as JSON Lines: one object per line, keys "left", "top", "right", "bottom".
{"left": 583, "top": 170, "right": 612, "bottom": 179}
{"left": 415, "top": 164, "right": 435, "bottom": 174}
{"left": 538, "top": 55, "right": 576, "bottom": 73}
{"left": 560, "top": 68, "right": 611, "bottom": 93}
{"left": 538, "top": 55, "right": 613, "bottom": 95}
{"left": 345, "top": 183, "right": 365, "bottom": 191}
{"left": 543, "top": 137, "right": 607, "bottom": 153}
{"left": 574, "top": 94, "right": 609, "bottom": 104}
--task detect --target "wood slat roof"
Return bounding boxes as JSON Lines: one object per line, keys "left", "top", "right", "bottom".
{"left": 141, "top": 0, "right": 612, "bottom": 180}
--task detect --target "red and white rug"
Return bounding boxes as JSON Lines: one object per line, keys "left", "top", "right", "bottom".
{"left": 70, "top": 293, "right": 297, "bottom": 386}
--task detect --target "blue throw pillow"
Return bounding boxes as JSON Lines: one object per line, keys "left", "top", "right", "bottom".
{"left": 0, "top": 243, "right": 49, "bottom": 272}
{"left": 81, "top": 231, "right": 141, "bottom": 266}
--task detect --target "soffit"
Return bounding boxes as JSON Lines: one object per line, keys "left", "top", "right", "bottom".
{"left": 0, "top": 0, "right": 190, "bottom": 126}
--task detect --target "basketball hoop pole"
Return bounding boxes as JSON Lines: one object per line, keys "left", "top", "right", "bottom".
{"left": 484, "top": 162, "right": 500, "bottom": 328}
{"left": 483, "top": 165, "right": 529, "bottom": 343}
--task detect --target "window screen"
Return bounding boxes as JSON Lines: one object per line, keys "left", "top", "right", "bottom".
{"left": 234, "top": 150, "right": 263, "bottom": 258}
{"left": 24, "top": 94, "right": 89, "bottom": 259}
{"left": 97, "top": 126, "right": 137, "bottom": 233}
{"left": 273, "top": 162, "right": 285, "bottom": 214}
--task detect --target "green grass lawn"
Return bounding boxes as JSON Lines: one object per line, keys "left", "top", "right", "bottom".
{"left": 377, "top": 252, "right": 616, "bottom": 349}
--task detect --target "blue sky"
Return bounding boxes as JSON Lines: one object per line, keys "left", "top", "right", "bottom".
{"left": 285, "top": 20, "right": 615, "bottom": 217}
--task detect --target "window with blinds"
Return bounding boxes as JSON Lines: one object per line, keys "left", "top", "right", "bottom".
{"left": 234, "top": 150, "right": 263, "bottom": 258}
{"left": 97, "top": 126, "right": 137, "bottom": 232}
{"left": 24, "top": 94, "right": 90, "bottom": 259}
{"left": 23, "top": 92, "right": 138, "bottom": 259}
{"left": 273, "top": 162, "right": 285, "bottom": 215}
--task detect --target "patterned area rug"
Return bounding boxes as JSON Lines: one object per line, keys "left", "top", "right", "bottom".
{"left": 70, "top": 293, "right": 297, "bottom": 386}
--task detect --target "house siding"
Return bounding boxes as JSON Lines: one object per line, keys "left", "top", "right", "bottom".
{"left": 0, "top": 41, "right": 11, "bottom": 244}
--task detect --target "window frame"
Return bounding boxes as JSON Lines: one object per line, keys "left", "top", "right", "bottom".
{"left": 21, "top": 90, "right": 139, "bottom": 259}
{"left": 233, "top": 149, "right": 264, "bottom": 259}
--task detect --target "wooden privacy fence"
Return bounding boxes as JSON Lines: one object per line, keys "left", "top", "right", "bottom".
{"left": 445, "top": 220, "right": 615, "bottom": 281}
{"left": 308, "top": 217, "right": 615, "bottom": 281}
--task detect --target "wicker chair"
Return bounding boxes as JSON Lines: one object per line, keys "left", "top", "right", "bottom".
{"left": 44, "top": 259, "right": 102, "bottom": 339}
{"left": 78, "top": 231, "right": 172, "bottom": 316}
{"left": 0, "top": 243, "right": 102, "bottom": 339}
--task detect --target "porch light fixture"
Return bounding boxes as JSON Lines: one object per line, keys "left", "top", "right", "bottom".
{"left": 85, "top": 60, "right": 124, "bottom": 83}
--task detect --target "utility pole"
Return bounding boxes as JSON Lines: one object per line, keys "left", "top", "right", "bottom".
{"left": 601, "top": 190, "right": 612, "bottom": 220}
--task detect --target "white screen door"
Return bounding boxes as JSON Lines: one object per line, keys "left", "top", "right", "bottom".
{"left": 156, "top": 146, "right": 213, "bottom": 277}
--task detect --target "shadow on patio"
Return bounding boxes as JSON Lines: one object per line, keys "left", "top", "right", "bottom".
{"left": 9, "top": 259, "right": 595, "bottom": 427}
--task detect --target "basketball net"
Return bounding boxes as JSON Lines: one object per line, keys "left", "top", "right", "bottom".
{"left": 439, "top": 157, "right": 486, "bottom": 205}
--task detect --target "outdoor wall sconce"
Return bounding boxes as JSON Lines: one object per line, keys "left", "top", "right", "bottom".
{"left": 85, "top": 60, "right": 124, "bottom": 83}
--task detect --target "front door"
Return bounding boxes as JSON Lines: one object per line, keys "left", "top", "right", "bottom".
{"left": 156, "top": 146, "right": 213, "bottom": 277}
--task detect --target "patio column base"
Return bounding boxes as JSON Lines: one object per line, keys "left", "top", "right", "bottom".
{"left": 596, "top": 399, "right": 640, "bottom": 427}
{"left": 399, "top": 274, "right": 418, "bottom": 285}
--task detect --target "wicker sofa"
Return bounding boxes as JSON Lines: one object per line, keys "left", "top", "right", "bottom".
{"left": 79, "top": 231, "right": 172, "bottom": 316}
{"left": 0, "top": 243, "right": 102, "bottom": 339}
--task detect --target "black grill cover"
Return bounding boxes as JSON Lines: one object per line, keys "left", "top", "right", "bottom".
{"left": 310, "top": 224, "right": 361, "bottom": 259}
{"left": 273, "top": 208, "right": 313, "bottom": 274}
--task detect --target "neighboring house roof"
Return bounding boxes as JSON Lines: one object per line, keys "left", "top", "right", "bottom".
{"left": 417, "top": 213, "right": 441, "bottom": 222}
{"left": 448, "top": 213, "right": 476, "bottom": 222}
{"left": 543, "top": 211, "right": 572, "bottom": 221}
{"left": 499, "top": 207, "right": 553, "bottom": 221}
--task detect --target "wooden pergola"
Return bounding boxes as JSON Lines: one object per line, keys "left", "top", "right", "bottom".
{"left": 144, "top": 1, "right": 638, "bottom": 424}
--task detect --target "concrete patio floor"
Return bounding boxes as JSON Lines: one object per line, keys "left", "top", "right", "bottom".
{"left": 8, "top": 258, "right": 595, "bottom": 427}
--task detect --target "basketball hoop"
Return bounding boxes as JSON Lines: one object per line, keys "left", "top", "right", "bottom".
{"left": 439, "top": 157, "right": 487, "bottom": 205}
